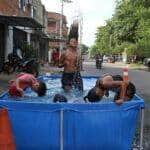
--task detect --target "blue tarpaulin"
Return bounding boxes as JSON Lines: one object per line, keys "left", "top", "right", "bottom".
{"left": 0, "top": 76, "right": 144, "bottom": 150}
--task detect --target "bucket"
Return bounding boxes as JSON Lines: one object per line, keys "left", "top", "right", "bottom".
{"left": 0, "top": 108, "right": 15, "bottom": 150}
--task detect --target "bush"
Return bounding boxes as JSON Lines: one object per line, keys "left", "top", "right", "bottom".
{"left": 21, "top": 43, "right": 37, "bottom": 59}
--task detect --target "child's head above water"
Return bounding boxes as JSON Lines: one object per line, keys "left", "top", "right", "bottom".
{"left": 84, "top": 87, "right": 105, "bottom": 103}
{"left": 53, "top": 94, "right": 68, "bottom": 103}
{"left": 33, "top": 81, "right": 47, "bottom": 97}
{"left": 125, "top": 82, "right": 136, "bottom": 100}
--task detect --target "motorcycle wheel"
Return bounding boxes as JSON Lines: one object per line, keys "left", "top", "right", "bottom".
{"left": 2, "top": 62, "right": 15, "bottom": 74}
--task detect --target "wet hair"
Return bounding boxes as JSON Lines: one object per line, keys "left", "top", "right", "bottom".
{"left": 37, "top": 81, "right": 47, "bottom": 97}
{"left": 68, "top": 22, "right": 78, "bottom": 43}
{"left": 114, "top": 82, "right": 136, "bottom": 101}
{"left": 126, "top": 82, "right": 136, "bottom": 99}
{"left": 53, "top": 94, "right": 68, "bottom": 103}
{"left": 112, "top": 75, "right": 123, "bottom": 81}
{"left": 84, "top": 87, "right": 102, "bottom": 103}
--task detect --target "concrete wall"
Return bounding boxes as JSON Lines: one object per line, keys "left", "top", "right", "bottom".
{"left": 5, "top": 26, "right": 13, "bottom": 59}
{"left": 32, "top": 0, "right": 43, "bottom": 25}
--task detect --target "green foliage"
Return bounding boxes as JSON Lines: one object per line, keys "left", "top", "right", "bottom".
{"left": 89, "top": 44, "right": 99, "bottom": 57}
{"left": 21, "top": 43, "right": 37, "bottom": 59}
{"left": 116, "top": 42, "right": 137, "bottom": 55}
{"left": 95, "top": 25, "right": 111, "bottom": 54}
{"left": 94, "top": 0, "right": 150, "bottom": 58}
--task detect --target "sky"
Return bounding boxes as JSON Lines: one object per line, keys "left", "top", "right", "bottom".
{"left": 41, "top": 0, "right": 116, "bottom": 47}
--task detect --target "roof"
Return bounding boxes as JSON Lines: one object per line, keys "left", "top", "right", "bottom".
{"left": 0, "top": 15, "right": 43, "bottom": 29}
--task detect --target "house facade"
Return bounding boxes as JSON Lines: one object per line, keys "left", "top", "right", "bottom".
{"left": 47, "top": 12, "right": 68, "bottom": 63}
{"left": 0, "top": 0, "right": 48, "bottom": 70}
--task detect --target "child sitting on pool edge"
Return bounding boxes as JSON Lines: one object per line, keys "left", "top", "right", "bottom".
{"left": 8, "top": 73, "right": 47, "bottom": 97}
{"left": 84, "top": 74, "right": 136, "bottom": 105}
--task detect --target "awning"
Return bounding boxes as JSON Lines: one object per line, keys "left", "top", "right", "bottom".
{"left": 0, "top": 15, "right": 43, "bottom": 29}
{"left": 33, "top": 30, "right": 50, "bottom": 39}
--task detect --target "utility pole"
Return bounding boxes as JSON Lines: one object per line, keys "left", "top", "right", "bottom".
{"left": 78, "top": 13, "right": 83, "bottom": 70}
{"left": 59, "top": 0, "right": 72, "bottom": 56}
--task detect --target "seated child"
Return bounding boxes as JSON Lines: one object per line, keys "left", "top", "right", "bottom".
{"left": 53, "top": 94, "right": 68, "bottom": 103}
{"left": 84, "top": 74, "right": 136, "bottom": 105}
{"left": 8, "top": 73, "right": 46, "bottom": 97}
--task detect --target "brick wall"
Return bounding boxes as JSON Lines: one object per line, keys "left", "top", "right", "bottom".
{"left": 47, "top": 12, "right": 68, "bottom": 37}
{"left": 47, "top": 12, "right": 68, "bottom": 49}
{"left": 0, "top": 0, "right": 30, "bottom": 17}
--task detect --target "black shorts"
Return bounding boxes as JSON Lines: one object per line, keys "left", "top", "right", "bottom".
{"left": 61, "top": 72, "right": 83, "bottom": 91}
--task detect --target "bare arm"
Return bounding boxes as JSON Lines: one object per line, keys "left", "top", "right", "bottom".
{"left": 114, "top": 82, "right": 128, "bottom": 105}
{"left": 102, "top": 80, "right": 123, "bottom": 89}
{"left": 15, "top": 78, "right": 24, "bottom": 96}
{"left": 16, "top": 78, "right": 21, "bottom": 89}
{"left": 76, "top": 55, "right": 82, "bottom": 71}
{"left": 58, "top": 52, "right": 65, "bottom": 68}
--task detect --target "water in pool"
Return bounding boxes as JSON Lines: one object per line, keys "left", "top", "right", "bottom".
{"left": 8, "top": 77, "right": 115, "bottom": 103}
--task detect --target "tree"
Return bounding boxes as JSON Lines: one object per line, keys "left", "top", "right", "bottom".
{"left": 94, "top": 0, "right": 150, "bottom": 59}
{"left": 89, "top": 44, "right": 99, "bottom": 57}
{"left": 95, "top": 25, "right": 112, "bottom": 55}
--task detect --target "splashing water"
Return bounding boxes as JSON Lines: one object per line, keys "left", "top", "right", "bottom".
{"left": 10, "top": 77, "right": 115, "bottom": 103}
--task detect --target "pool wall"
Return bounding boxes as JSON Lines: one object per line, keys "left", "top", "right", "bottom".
{"left": 0, "top": 76, "right": 144, "bottom": 150}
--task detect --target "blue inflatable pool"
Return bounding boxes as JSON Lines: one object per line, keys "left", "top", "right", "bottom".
{"left": 0, "top": 76, "right": 144, "bottom": 150}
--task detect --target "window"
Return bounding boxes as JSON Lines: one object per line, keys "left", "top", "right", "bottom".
{"left": 30, "top": 6, "right": 37, "bottom": 18}
{"left": 33, "top": 7, "right": 37, "bottom": 18}
{"left": 19, "top": 0, "right": 26, "bottom": 11}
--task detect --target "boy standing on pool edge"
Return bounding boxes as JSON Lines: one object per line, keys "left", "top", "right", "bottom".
{"left": 58, "top": 22, "right": 83, "bottom": 92}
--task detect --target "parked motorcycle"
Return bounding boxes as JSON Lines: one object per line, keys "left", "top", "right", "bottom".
{"left": 21, "top": 59, "right": 39, "bottom": 77}
{"left": 1, "top": 53, "right": 21, "bottom": 74}
{"left": 1, "top": 53, "right": 39, "bottom": 76}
